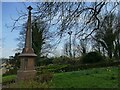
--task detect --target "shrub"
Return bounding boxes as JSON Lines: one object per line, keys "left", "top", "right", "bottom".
{"left": 2, "top": 75, "right": 16, "bottom": 85}
{"left": 36, "top": 69, "right": 53, "bottom": 83}
{"left": 81, "top": 51, "right": 104, "bottom": 64}
{"left": 46, "top": 64, "right": 68, "bottom": 72}
{"left": 3, "top": 68, "right": 17, "bottom": 76}
{"left": 36, "top": 64, "right": 68, "bottom": 73}
{"left": 37, "top": 57, "right": 53, "bottom": 66}
{"left": 39, "top": 73, "right": 53, "bottom": 83}
{"left": 104, "top": 57, "right": 117, "bottom": 63}
{"left": 9, "top": 80, "right": 51, "bottom": 88}
{"left": 52, "top": 56, "right": 70, "bottom": 65}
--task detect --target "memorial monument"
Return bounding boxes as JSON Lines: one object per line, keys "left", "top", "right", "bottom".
{"left": 17, "top": 6, "right": 37, "bottom": 81}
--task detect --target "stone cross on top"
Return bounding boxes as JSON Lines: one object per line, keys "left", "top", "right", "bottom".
{"left": 27, "top": 6, "right": 33, "bottom": 11}
{"left": 25, "top": 6, "right": 33, "bottom": 49}
{"left": 21, "top": 6, "right": 35, "bottom": 54}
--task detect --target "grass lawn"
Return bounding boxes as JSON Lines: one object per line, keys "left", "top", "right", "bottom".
{"left": 52, "top": 67, "right": 118, "bottom": 88}
{"left": 2, "top": 67, "right": 119, "bottom": 88}
{"left": 2, "top": 75, "right": 16, "bottom": 84}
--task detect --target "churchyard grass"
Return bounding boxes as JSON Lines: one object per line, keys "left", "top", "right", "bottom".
{"left": 52, "top": 66, "right": 118, "bottom": 88}
{"left": 2, "top": 75, "right": 16, "bottom": 84}
{"left": 2, "top": 66, "right": 118, "bottom": 88}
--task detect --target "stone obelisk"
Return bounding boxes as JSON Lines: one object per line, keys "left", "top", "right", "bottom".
{"left": 17, "top": 6, "right": 37, "bottom": 81}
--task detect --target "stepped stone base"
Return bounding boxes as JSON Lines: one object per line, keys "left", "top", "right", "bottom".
{"left": 16, "top": 70, "right": 36, "bottom": 81}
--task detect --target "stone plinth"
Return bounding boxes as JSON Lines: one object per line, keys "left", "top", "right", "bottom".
{"left": 17, "top": 70, "right": 36, "bottom": 81}
{"left": 16, "top": 53, "right": 37, "bottom": 81}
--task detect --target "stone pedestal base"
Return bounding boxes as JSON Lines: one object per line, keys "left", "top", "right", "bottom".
{"left": 16, "top": 70, "right": 36, "bottom": 81}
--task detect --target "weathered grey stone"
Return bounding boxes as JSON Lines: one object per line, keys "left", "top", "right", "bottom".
{"left": 17, "top": 6, "right": 37, "bottom": 81}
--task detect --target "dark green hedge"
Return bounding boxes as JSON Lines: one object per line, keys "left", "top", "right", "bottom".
{"left": 81, "top": 52, "right": 104, "bottom": 64}
{"left": 36, "top": 61, "right": 120, "bottom": 73}
{"left": 62, "top": 61, "right": 120, "bottom": 72}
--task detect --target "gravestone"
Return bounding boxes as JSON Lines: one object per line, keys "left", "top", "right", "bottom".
{"left": 17, "top": 6, "right": 37, "bottom": 81}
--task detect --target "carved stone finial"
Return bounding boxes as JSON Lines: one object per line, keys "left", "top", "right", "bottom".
{"left": 27, "top": 6, "right": 33, "bottom": 11}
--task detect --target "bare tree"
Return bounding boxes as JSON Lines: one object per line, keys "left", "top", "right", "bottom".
{"left": 94, "top": 13, "right": 120, "bottom": 59}
{"left": 10, "top": 2, "right": 120, "bottom": 58}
